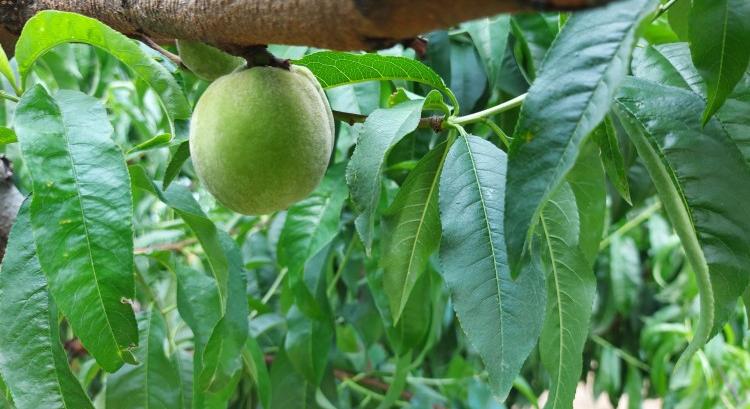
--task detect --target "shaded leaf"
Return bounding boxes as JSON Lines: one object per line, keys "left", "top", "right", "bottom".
{"left": 506, "top": 0, "right": 658, "bottom": 273}
{"left": 347, "top": 99, "right": 427, "bottom": 252}
{"left": 15, "top": 86, "right": 138, "bottom": 372}
{"left": 439, "top": 135, "right": 545, "bottom": 400}
{"left": 538, "top": 184, "right": 596, "bottom": 409}
{"left": 106, "top": 310, "right": 182, "bottom": 409}
{"left": 688, "top": 0, "right": 750, "bottom": 123}
{"left": 382, "top": 142, "right": 447, "bottom": 322}
{"left": 592, "top": 117, "right": 631, "bottom": 204}
{"left": 244, "top": 337, "right": 272, "bottom": 409}
{"left": 615, "top": 77, "right": 750, "bottom": 336}
{"left": 566, "top": 139, "right": 607, "bottom": 265}
{"left": 0, "top": 201, "right": 94, "bottom": 409}
{"left": 269, "top": 350, "right": 317, "bottom": 409}
{"left": 464, "top": 16, "right": 511, "bottom": 88}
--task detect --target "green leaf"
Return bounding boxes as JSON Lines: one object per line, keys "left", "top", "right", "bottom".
{"left": 505, "top": 0, "right": 658, "bottom": 273}
{"left": 632, "top": 42, "right": 704, "bottom": 94}
{"left": 105, "top": 310, "right": 183, "bottom": 408}
{"left": 15, "top": 11, "right": 191, "bottom": 120}
{"left": 566, "top": 139, "right": 607, "bottom": 265}
{"left": 668, "top": 0, "right": 691, "bottom": 41}
{"left": 163, "top": 140, "right": 191, "bottom": 189}
{"left": 15, "top": 86, "right": 138, "bottom": 372}
{"left": 464, "top": 16, "right": 511, "bottom": 89}
{"left": 538, "top": 183, "right": 596, "bottom": 409}
{"left": 632, "top": 41, "right": 750, "bottom": 164}
{"left": 284, "top": 245, "right": 334, "bottom": 385}
{"left": 347, "top": 99, "right": 427, "bottom": 252}
{"left": 0, "top": 127, "right": 16, "bottom": 146}
{"left": 0, "top": 201, "right": 94, "bottom": 409}
{"left": 129, "top": 167, "right": 248, "bottom": 392}
{"left": 609, "top": 235, "right": 642, "bottom": 313}
{"left": 127, "top": 133, "right": 172, "bottom": 154}
{"left": 130, "top": 166, "right": 229, "bottom": 305}
{"left": 270, "top": 350, "right": 317, "bottom": 409}
{"left": 615, "top": 77, "right": 750, "bottom": 341}
{"left": 688, "top": 0, "right": 750, "bottom": 123}
{"left": 593, "top": 117, "right": 631, "bottom": 204}
{"left": 375, "top": 352, "right": 412, "bottom": 409}
{"left": 278, "top": 163, "right": 348, "bottom": 311}
{"left": 438, "top": 135, "right": 545, "bottom": 400}
{"left": 294, "top": 51, "right": 458, "bottom": 110}
{"left": 243, "top": 337, "right": 272, "bottom": 409}
{"left": 0, "top": 45, "right": 18, "bottom": 94}
{"left": 382, "top": 142, "right": 447, "bottom": 323}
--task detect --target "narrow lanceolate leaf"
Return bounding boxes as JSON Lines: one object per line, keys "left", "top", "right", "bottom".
{"left": 593, "top": 117, "right": 631, "bottom": 204}
{"left": 269, "top": 350, "right": 317, "bottom": 409}
{"left": 439, "top": 135, "right": 545, "bottom": 400}
{"left": 15, "top": 11, "right": 190, "bottom": 120}
{"left": 382, "top": 143, "right": 447, "bottom": 323}
{"left": 284, "top": 245, "right": 334, "bottom": 386}
{"left": 609, "top": 235, "right": 642, "bottom": 313}
{"left": 278, "top": 164, "right": 348, "bottom": 308}
{"left": 295, "top": 51, "right": 457, "bottom": 109}
{"left": 689, "top": 0, "right": 750, "bottom": 123}
{"left": 244, "top": 338, "right": 272, "bottom": 409}
{"left": 615, "top": 77, "right": 750, "bottom": 337}
{"left": 106, "top": 310, "right": 182, "bottom": 409}
{"left": 505, "top": 0, "right": 658, "bottom": 273}
{"left": 15, "top": 86, "right": 138, "bottom": 372}
{"left": 464, "top": 16, "right": 511, "bottom": 89}
{"left": 0, "top": 202, "right": 94, "bottom": 409}
{"left": 130, "top": 167, "right": 248, "bottom": 392}
{"left": 347, "top": 99, "right": 426, "bottom": 252}
{"left": 566, "top": 139, "right": 607, "bottom": 265}
{"left": 538, "top": 184, "right": 596, "bottom": 409}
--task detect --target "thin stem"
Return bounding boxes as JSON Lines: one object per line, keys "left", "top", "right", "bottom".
{"left": 480, "top": 118, "right": 511, "bottom": 149}
{"left": 250, "top": 267, "right": 288, "bottom": 318}
{"left": 0, "top": 91, "right": 20, "bottom": 103}
{"left": 653, "top": 0, "right": 679, "bottom": 21}
{"left": 138, "top": 33, "right": 184, "bottom": 68}
{"left": 332, "top": 110, "right": 444, "bottom": 132}
{"left": 450, "top": 93, "right": 527, "bottom": 126}
{"left": 591, "top": 334, "right": 650, "bottom": 371}
{"left": 327, "top": 237, "right": 358, "bottom": 296}
{"left": 599, "top": 201, "right": 662, "bottom": 250}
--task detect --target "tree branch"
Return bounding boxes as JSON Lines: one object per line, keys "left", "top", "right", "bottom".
{"left": 0, "top": 157, "right": 23, "bottom": 262}
{"left": 1, "top": 0, "right": 616, "bottom": 53}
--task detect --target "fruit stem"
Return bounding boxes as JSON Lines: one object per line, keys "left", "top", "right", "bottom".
{"left": 231, "top": 45, "right": 290, "bottom": 70}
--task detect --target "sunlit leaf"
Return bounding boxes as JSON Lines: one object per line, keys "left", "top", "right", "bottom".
{"left": 15, "top": 86, "right": 138, "bottom": 372}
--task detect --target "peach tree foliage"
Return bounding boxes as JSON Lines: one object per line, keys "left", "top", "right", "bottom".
{"left": 0, "top": 0, "right": 750, "bottom": 407}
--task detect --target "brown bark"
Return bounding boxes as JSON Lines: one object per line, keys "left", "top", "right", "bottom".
{"left": 0, "top": 157, "right": 23, "bottom": 262}
{"left": 1, "top": 0, "right": 614, "bottom": 53}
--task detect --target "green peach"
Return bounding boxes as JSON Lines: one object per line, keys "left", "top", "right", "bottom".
{"left": 189, "top": 65, "right": 334, "bottom": 215}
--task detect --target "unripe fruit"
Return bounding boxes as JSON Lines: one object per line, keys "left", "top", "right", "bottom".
{"left": 176, "top": 40, "right": 245, "bottom": 81}
{"left": 190, "top": 66, "right": 334, "bottom": 215}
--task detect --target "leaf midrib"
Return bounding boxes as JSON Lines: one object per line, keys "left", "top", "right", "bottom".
{"left": 462, "top": 136, "right": 505, "bottom": 365}
{"left": 396, "top": 146, "right": 449, "bottom": 320}
{"left": 58, "top": 107, "right": 122, "bottom": 363}
{"left": 540, "top": 213, "right": 565, "bottom": 409}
